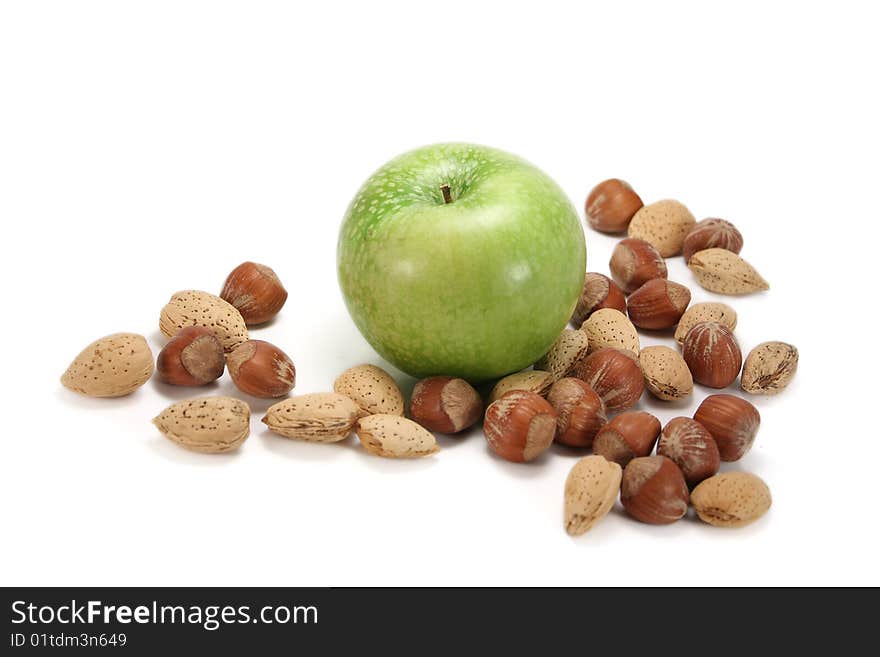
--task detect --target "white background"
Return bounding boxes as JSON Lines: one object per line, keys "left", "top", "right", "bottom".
{"left": 1, "top": 1, "right": 877, "bottom": 586}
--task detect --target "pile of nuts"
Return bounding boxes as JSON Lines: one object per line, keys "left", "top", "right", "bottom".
{"left": 61, "top": 261, "right": 299, "bottom": 452}
{"left": 58, "top": 260, "right": 449, "bottom": 459}
{"left": 556, "top": 177, "right": 797, "bottom": 532}
{"left": 59, "top": 177, "right": 797, "bottom": 537}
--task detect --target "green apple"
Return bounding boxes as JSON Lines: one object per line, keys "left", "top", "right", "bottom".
{"left": 337, "top": 143, "right": 585, "bottom": 382}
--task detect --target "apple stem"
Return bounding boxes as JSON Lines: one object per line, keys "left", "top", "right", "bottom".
{"left": 440, "top": 184, "right": 453, "bottom": 204}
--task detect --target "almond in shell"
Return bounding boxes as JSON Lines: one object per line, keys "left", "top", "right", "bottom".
{"left": 691, "top": 472, "right": 772, "bottom": 528}
{"left": 534, "top": 329, "right": 590, "bottom": 381}
{"left": 61, "top": 332, "right": 154, "bottom": 398}
{"left": 627, "top": 199, "right": 696, "bottom": 257}
{"left": 356, "top": 414, "right": 439, "bottom": 458}
{"left": 262, "top": 393, "right": 363, "bottom": 443}
{"left": 333, "top": 364, "right": 405, "bottom": 416}
{"left": 564, "top": 455, "right": 622, "bottom": 536}
{"left": 688, "top": 248, "right": 769, "bottom": 295}
{"left": 488, "top": 370, "right": 554, "bottom": 404}
{"left": 580, "top": 308, "right": 639, "bottom": 355}
{"left": 153, "top": 396, "right": 250, "bottom": 453}
{"left": 741, "top": 341, "right": 798, "bottom": 395}
{"left": 159, "top": 290, "right": 248, "bottom": 352}
{"left": 639, "top": 346, "right": 693, "bottom": 401}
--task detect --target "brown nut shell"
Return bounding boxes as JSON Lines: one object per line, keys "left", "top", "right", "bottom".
{"left": 571, "top": 273, "right": 627, "bottom": 326}
{"left": 156, "top": 326, "right": 225, "bottom": 386}
{"left": 621, "top": 456, "right": 690, "bottom": 524}
{"left": 220, "top": 261, "right": 288, "bottom": 326}
{"left": 483, "top": 390, "right": 557, "bottom": 463}
{"left": 227, "top": 340, "right": 296, "bottom": 398}
{"left": 694, "top": 394, "right": 760, "bottom": 461}
{"left": 682, "top": 218, "right": 744, "bottom": 263}
{"left": 571, "top": 348, "right": 644, "bottom": 414}
{"left": 657, "top": 417, "right": 721, "bottom": 486}
{"left": 609, "top": 238, "right": 668, "bottom": 294}
{"left": 546, "top": 378, "right": 607, "bottom": 448}
{"left": 682, "top": 322, "right": 742, "bottom": 389}
{"left": 585, "top": 179, "right": 643, "bottom": 233}
{"left": 409, "top": 376, "right": 483, "bottom": 434}
{"left": 592, "top": 411, "right": 661, "bottom": 467}
{"left": 741, "top": 341, "right": 798, "bottom": 395}
{"left": 691, "top": 472, "right": 771, "bottom": 528}
{"left": 626, "top": 279, "right": 691, "bottom": 330}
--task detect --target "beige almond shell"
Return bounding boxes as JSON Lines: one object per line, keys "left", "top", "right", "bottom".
{"left": 688, "top": 248, "right": 769, "bottom": 295}
{"left": 262, "top": 392, "right": 363, "bottom": 443}
{"left": 534, "top": 329, "right": 590, "bottom": 382}
{"left": 153, "top": 396, "right": 250, "bottom": 453}
{"left": 638, "top": 346, "right": 693, "bottom": 401}
{"left": 61, "top": 332, "right": 154, "bottom": 398}
{"left": 675, "top": 302, "right": 738, "bottom": 345}
{"left": 580, "top": 308, "right": 640, "bottom": 355}
{"left": 627, "top": 199, "right": 696, "bottom": 257}
{"left": 333, "top": 364, "right": 405, "bottom": 416}
{"left": 159, "top": 290, "right": 248, "bottom": 353}
{"left": 691, "top": 472, "right": 772, "bottom": 528}
{"left": 564, "top": 455, "right": 622, "bottom": 536}
{"left": 741, "top": 341, "right": 799, "bottom": 395}
{"left": 488, "top": 370, "right": 554, "bottom": 404}
{"left": 356, "top": 414, "right": 439, "bottom": 458}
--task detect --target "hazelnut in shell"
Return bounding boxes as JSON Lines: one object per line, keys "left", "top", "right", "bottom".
{"left": 609, "top": 238, "right": 668, "bottom": 294}
{"left": 571, "top": 273, "right": 626, "bottom": 326}
{"left": 156, "top": 326, "right": 225, "bottom": 386}
{"left": 227, "top": 339, "right": 296, "bottom": 398}
{"left": 409, "top": 376, "right": 483, "bottom": 434}
{"left": 571, "top": 347, "right": 644, "bottom": 414}
{"left": 657, "top": 417, "right": 720, "bottom": 487}
{"left": 585, "top": 178, "right": 643, "bottom": 233}
{"left": 483, "top": 390, "right": 557, "bottom": 463}
{"left": 626, "top": 279, "right": 691, "bottom": 330}
{"left": 694, "top": 394, "right": 760, "bottom": 462}
{"left": 220, "top": 261, "right": 288, "bottom": 326}
{"left": 546, "top": 378, "right": 607, "bottom": 448}
{"left": 621, "top": 456, "right": 690, "bottom": 525}
{"left": 682, "top": 218, "right": 744, "bottom": 263}
{"left": 682, "top": 322, "right": 742, "bottom": 389}
{"left": 592, "top": 411, "right": 661, "bottom": 467}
